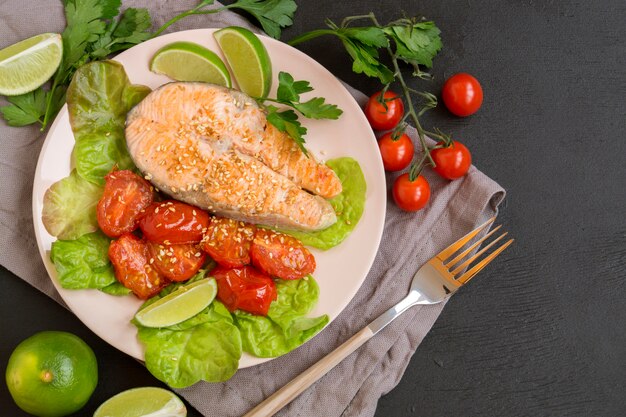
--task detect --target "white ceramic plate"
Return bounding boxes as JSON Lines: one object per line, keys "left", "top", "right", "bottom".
{"left": 32, "top": 29, "right": 386, "bottom": 368}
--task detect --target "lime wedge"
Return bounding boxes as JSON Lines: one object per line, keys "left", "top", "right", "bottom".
{"left": 134, "top": 278, "right": 218, "bottom": 328}
{"left": 0, "top": 33, "right": 62, "bottom": 96}
{"left": 214, "top": 26, "right": 272, "bottom": 98}
{"left": 150, "top": 41, "right": 231, "bottom": 87}
{"left": 94, "top": 387, "right": 186, "bottom": 417}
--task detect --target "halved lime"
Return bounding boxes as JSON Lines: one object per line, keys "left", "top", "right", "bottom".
{"left": 150, "top": 41, "right": 231, "bottom": 87}
{"left": 134, "top": 278, "right": 217, "bottom": 328}
{"left": 94, "top": 387, "right": 186, "bottom": 417}
{"left": 214, "top": 26, "right": 272, "bottom": 98}
{"left": 0, "top": 33, "right": 62, "bottom": 96}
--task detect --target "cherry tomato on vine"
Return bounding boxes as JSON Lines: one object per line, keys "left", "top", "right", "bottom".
{"left": 377, "top": 132, "right": 414, "bottom": 171}
{"left": 431, "top": 141, "right": 472, "bottom": 180}
{"left": 364, "top": 91, "right": 404, "bottom": 131}
{"left": 392, "top": 174, "right": 431, "bottom": 212}
{"left": 442, "top": 73, "right": 483, "bottom": 117}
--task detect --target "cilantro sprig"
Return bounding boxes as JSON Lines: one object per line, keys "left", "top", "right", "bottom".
{"left": 260, "top": 72, "right": 343, "bottom": 155}
{"left": 1, "top": 0, "right": 297, "bottom": 129}
{"left": 289, "top": 13, "right": 449, "bottom": 179}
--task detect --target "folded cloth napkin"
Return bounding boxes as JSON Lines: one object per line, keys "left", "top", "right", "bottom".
{"left": 0, "top": 1, "right": 505, "bottom": 416}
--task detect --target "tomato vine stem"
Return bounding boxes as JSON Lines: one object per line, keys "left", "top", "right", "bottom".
{"left": 363, "top": 13, "right": 451, "bottom": 181}
{"left": 289, "top": 12, "right": 451, "bottom": 182}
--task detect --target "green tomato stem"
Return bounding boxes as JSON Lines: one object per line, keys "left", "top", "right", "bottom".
{"left": 362, "top": 13, "right": 437, "bottom": 178}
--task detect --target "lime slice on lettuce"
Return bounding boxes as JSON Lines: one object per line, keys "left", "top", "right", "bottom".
{"left": 134, "top": 278, "right": 218, "bottom": 328}
{"left": 150, "top": 41, "right": 231, "bottom": 87}
{"left": 0, "top": 33, "right": 62, "bottom": 96}
{"left": 214, "top": 26, "right": 272, "bottom": 98}
{"left": 94, "top": 387, "right": 186, "bottom": 417}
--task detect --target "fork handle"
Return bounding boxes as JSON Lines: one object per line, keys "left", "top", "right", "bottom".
{"left": 243, "top": 292, "right": 421, "bottom": 417}
{"left": 243, "top": 326, "right": 374, "bottom": 417}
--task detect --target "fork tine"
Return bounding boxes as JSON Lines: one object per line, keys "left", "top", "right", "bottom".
{"left": 457, "top": 238, "right": 514, "bottom": 284}
{"left": 445, "top": 225, "right": 503, "bottom": 269}
{"left": 450, "top": 231, "right": 509, "bottom": 275}
{"left": 437, "top": 216, "right": 496, "bottom": 261}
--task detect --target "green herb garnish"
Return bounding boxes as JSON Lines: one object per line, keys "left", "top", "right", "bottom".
{"left": 262, "top": 71, "right": 343, "bottom": 155}
{"left": 1, "top": 0, "right": 297, "bottom": 130}
{"left": 289, "top": 13, "right": 448, "bottom": 179}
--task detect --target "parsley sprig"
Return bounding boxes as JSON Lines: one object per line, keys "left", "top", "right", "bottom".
{"left": 1, "top": 0, "right": 297, "bottom": 129}
{"left": 290, "top": 13, "right": 451, "bottom": 179}
{"left": 153, "top": 0, "right": 297, "bottom": 39}
{"left": 261, "top": 72, "right": 343, "bottom": 155}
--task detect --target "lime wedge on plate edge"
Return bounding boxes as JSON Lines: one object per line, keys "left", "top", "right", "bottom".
{"left": 0, "top": 33, "right": 62, "bottom": 96}
{"left": 134, "top": 278, "right": 218, "bottom": 328}
{"left": 94, "top": 387, "right": 186, "bottom": 417}
{"left": 150, "top": 41, "right": 231, "bottom": 87}
{"left": 214, "top": 26, "right": 272, "bottom": 98}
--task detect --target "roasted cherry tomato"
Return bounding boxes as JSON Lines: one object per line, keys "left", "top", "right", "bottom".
{"left": 364, "top": 91, "right": 404, "bottom": 131}
{"left": 212, "top": 266, "right": 277, "bottom": 315}
{"left": 147, "top": 242, "right": 206, "bottom": 282}
{"left": 108, "top": 233, "right": 168, "bottom": 299}
{"left": 96, "top": 170, "right": 154, "bottom": 238}
{"left": 201, "top": 217, "right": 256, "bottom": 268}
{"left": 392, "top": 173, "right": 431, "bottom": 212}
{"left": 378, "top": 132, "right": 414, "bottom": 171}
{"left": 250, "top": 229, "right": 315, "bottom": 280}
{"left": 442, "top": 73, "right": 483, "bottom": 117}
{"left": 139, "top": 200, "right": 210, "bottom": 245}
{"left": 431, "top": 141, "right": 472, "bottom": 180}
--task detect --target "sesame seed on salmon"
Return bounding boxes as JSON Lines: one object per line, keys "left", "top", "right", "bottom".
{"left": 125, "top": 82, "right": 340, "bottom": 231}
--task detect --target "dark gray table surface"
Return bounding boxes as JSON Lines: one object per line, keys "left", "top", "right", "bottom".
{"left": 2, "top": 0, "right": 625, "bottom": 416}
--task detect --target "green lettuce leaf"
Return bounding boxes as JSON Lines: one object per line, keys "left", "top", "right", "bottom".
{"left": 50, "top": 231, "right": 117, "bottom": 289}
{"left": 99, "top": 281, "right": 132, "bottom": 296}
{"left": 233, "top": 277, "right": 329, "bottom": 357}
{"left": 276, "top": 157, "right": 366, "bottom": 249}
{"left": 136, "top": 301, "right": 241, "bottom": 387}
{"left": 67, "top": 60, "right": 150, "bottom": 185}
{"left": 42, "top": 169, "right": 103, "bottom": 240}
{"left": 73, "top": 131, "right": 136, "bottom": 185}
{"left": 122, "top": 83, "right": 151, "bottom": 109}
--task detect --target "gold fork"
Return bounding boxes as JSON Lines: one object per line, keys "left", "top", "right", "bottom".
{"left": 244, "top": 216, "right": 513, "bottom": 417}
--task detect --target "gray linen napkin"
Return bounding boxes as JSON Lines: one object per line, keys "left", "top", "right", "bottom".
{"left": 0, "top": 1, "right": 505, "bottom": 416}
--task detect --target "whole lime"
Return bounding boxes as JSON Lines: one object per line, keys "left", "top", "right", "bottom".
{"left": 5, "top": 331, "right": 98, "bottom": 417}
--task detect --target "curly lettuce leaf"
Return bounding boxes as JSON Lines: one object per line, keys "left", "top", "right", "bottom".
{"left": 67, "top": 60, "right": 150, "bottom": 185}
{"left": 50, "top": 231, "right": 117, "bottom": 289}
{"left": 233, "top": 277, "right": 328, "bottom": 357}
{"left": 136, "top": 300, "right": 241, "bottom": 387}
{"left": 42, "top": 169, "right": 103, "bottom": 240}
{"left": 275, "top": 157, "right": 366, "bottom": 249}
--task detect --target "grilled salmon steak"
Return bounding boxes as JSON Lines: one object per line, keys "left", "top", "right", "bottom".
{"left": 125, "top": 82, "right": 341, "bottom": 231}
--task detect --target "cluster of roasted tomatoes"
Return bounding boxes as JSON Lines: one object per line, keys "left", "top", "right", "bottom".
{"left": 98, "top": 170, "right": 315, "bottom": 316}
{"left": 363, "top": 73, "right": 483, "bottom": 212}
